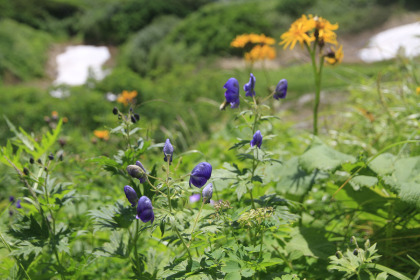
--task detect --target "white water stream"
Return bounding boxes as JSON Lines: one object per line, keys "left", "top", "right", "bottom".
{"left": 359, "top": 22, "right": 420, "bottom": 62}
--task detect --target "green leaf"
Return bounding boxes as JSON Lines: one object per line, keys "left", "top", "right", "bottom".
{"left": 349, "top": 175, "right": 378, "bottom": 189}
{"left": 274, "top": 157, "right": 328, "bottom": 197}
{"left": 299, "top": 138, "right": 355, "bottom": 172}
{"left": 221, "top": 260, "right": 240, "bottom": 273}
{"left": 368, "top": 153, "right": 396, "bottom": 176}
{"left": 225, "top": 272, "right": 241, "bottom": 280}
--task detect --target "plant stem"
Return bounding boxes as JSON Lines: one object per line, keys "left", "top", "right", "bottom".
{"left": 258, "top": 224, "right": 264, "bottom": 259}
{"left": 165, "top": 159, "right": 172, "bottom": 212}
{"left": 188, "top": 201, "right": 205, "bottom": 247}
{"left": 133, "top": 219, "right": 141, "bottom": 271}
{"left": 0, "top": 230, "right": 32, "bottom": 280}
{"left": 173, "top": 225, "right": 192, "bottom": 262}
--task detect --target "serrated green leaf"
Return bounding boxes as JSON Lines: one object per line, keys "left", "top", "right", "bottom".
{"left": 368, "top": 153, "right": 396, "bottom": 176}
{"left": 299, "top": 138, "right": 355, "bottom": 172}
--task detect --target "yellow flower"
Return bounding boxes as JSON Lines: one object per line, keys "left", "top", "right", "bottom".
{"left": 416, "top": 87, "right": 420, "bottom": 95}
{"left": 245, "top": 45, "right": 276, "bottom": 62}
{"left": 231, "top": 34, "right": 250, "bottom": 48}
{"left": 312, "top": 15, "right": 338, "bottom": 45}
{"left": 280, "top": 15, "right": 316, "bottom": 50}
{"left": 94, "top": 130, "right": 109, "bottom": 141}
{"left": 51, "top": 111, "right": 59, "bottom": 118}
{"left": 325, "top": 45, "right": 343, "bottom": 65}
{"left": 117, "top": 90, "right": 138, "bottom": 106}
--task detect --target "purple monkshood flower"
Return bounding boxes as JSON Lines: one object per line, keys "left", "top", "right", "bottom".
{"left": 9, "top": 196, "right": 15, "bottom": 203}
{"left": 163, "top": 139, "right": 173, "bottom": 164}
{"left": 274, "top": 79, "right": 288, "bottom": 100}
{"left": 189, "top": 194, "right": 201, "bottom": 203}
{"left": 202, "top": 183, "right": 213, "bottom": 203}
{"left": 244, "top": 73, "right": 256, "bottom": 97}
{"left": 189, "top": 162, "right": 212, "bottom": 188}
{"left": 224, "top": 78, "right": 240, "bottom": 108}
{"left": 136, "top": 196, "right": 154, "bottom": 223}
{"left": 16, "top": 199, "right": 22, "bottom": 209}
{"left": 250, "top": 130, "right": 263, "bottom": 149}
{"left": 124, "top": 185, "right": 138, "bottom": 207}
{"left": 135, "top": 161, "right": 147, "bottom": 184}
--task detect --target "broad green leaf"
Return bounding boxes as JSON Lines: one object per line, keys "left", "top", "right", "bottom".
{"left": 274, "top": 157, "right": 329, "bottom": 197}
{"left": 349, "top": 175, "right": 378, "bottom": 189}
{"left": 368, "top": 153, "right": 396, "bottom": 176}
{"left": 299, "top": 138, "right": 355, "bottom": 172}
{"left": 225, "top": 272, "right": 241, "bottom": 280}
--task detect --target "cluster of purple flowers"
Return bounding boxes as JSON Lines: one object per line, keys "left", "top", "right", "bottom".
{"left": 124, "top": 139, "right": 213, "bottom": 224}
{"left": 222, "top": 73, "right": 288, "bottom": 109}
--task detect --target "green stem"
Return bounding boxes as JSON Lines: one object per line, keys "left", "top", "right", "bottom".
{"left": 188, "top": 201, "right": 205, "bottom": 247}
{"left": 165, "top": 159, "right": 172, "bottom": 212}
{"left": 173, "top": 225, "right": 192, "bottom": 261}
{"left": 385, "top": 199, "right": 394, "bottom": 266}
{"left": 133, "top": 219, "right": 141, "bottom": 270}
{"left": 258, "top": 224, "right": 264, "bottom": 259}
{"left": 0, "top": 230, "right": 32, "bottom": 280}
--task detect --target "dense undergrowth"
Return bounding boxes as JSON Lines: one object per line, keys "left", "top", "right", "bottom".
{"left": 1, "top": 0, "right": 420, "bottom": 279}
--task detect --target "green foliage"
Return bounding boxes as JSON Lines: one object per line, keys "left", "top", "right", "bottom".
{"left": 121, "top": 16, "right": 181, "bottom": 76}
{"left": 166, "top": 1, "right": 272, "bottom": 57}
{"left": 79, "top": 0, "right": 211, "bottom": 44}
{"left": 0, "top": 19, "right": 52, "bottom": 81}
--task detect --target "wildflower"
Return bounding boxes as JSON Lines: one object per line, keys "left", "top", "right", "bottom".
{"left": 250, "top": 130, "right": 263, "bottom": 148}
{"left": 280, "top": 15, "right": 316, "bottom": 49}
{"left": 274, "top": 79, "right": 288, "bottom": 99}
{"left": 202, "top": 183, "right": 213, "bottom": 203}
{"left": 189, "top": 162, "right": 212, "bottom": 188}
{"left": 134, "top": 113, "right": 140, "bottom": 121}
{"left": 48, "top": 153, "right": 54, "bottom": 160}
{"left": 223, "top": 78, "right": 240, "bottom": 109}
{"left": 117, "top": 90, "right": 138, "bottom": 106}
{"left": 353, "top": 249, "right": 359, "bottom": 256}
{"left": 135, "top": 161, "right": 147, "bottom": 184}
{"left": 163, "top": 139, "right": 173, "bottom": 164}
{"left": 124, "top": 185, "right": 138, "bottom": 207}
{"left": 16, "top": 199, "right": 22, "bottom": 209}
{"left": 51, "top": 111, "right": 59, "bottom": 120}
{"left": 244, "top": 73, "right": 256, "bottom": 97}
{"left": 126, "top": 164, "right": 146, "bottom": 182}
{"left": 93, "top": 130, "right": 110, "bottom": 141}
{"left": 112, "top": 107, "right": 118, "bottom": 115}
{"left": 325, "top": 45, "right": 343, "bottom": 65}
{"left": 136, "top": 196, "right": 154, "bottom": 223}
{"left": 62, "top": 117, "right": 68, "bottom": 123}
{"left": 231, "top": 34, "right": 250, "bottom": 48}
{"left": 9, "top": 196, "right": 15, "bottom": 203}
{"left": 312, "top": 15, "right": 338, "bottom": 46}
{"left": 23, "top": 167, "right": 29, "bottom": 175}
{"left": 131, "top": 115, "right": 137, "bottom": 123}
{"left": 417, "top": 87, "right": 420, "bottom": 95}
{"left": 29, "top": 157, "right": 34, "bottom": 164}
{"left": 189, "top": 194, "right": 201, "bottom": 203}
{"left": 245, "top": 45, "right": 276, "bottom": 62}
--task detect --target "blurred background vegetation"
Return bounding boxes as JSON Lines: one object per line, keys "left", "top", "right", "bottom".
{"left": 0, "top": 0, "right": 419, "bottom": 180}
{"left": 1, "top": 0, "right": 420, "bottom": 278}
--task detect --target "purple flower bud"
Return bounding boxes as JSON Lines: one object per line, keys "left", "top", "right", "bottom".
{"left": 135, "top": 161, "right": 147, "bottom": 184}
{"left": 189, "top": 194, "right": 201, "bottom": 203}
{"left": 250, "top": 130, "right": 263, "bottom": 149}
{"left": 224, "top": 78, "right": 240, "bottom": 108}
{"left": 124, "top": 185, "right": 138, "bottom": 207}
{"left": 274, "top": 79, "right": 288, "bottom": 100}
{"left": 16, "top": 199, "right": 22, "bottom": 209}
{"left": 9, "top": 196, "right": 15, "bottom": 203}
{"left": 189, "top": 162, "right": 212, "bottom": 188}
{"left": 136, "top": 196, "right": 154, "bottom": 224}
{"left": 202, "top": 183, "right": 213, "bottom": 203}
{"left": 243, "top": 73, "right": 256, "bottom": 97}
{"left": 163, "top": 139, "right": 173, "bottom": 164}
{"left": 126, "top": 165, "right": 146, "bottom": 181}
